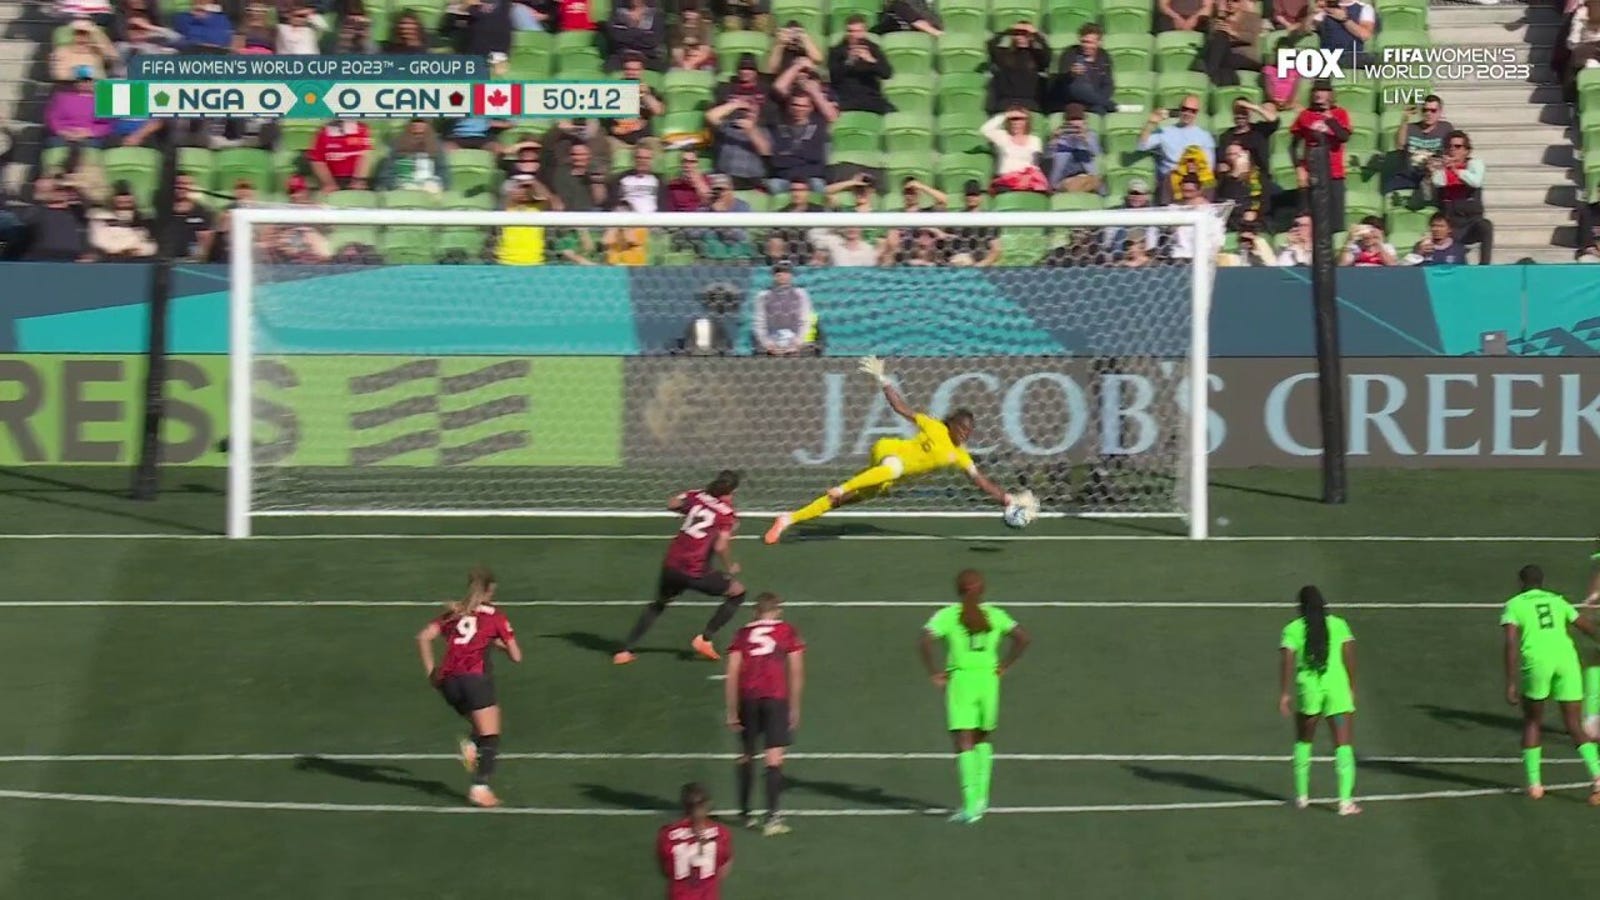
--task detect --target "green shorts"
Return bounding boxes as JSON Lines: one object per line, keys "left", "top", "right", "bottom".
{"left": 1295, "top": 670, "right": 1355, "bottom": 718}
{"left": 946, "top": 670, "right": 1000, "bottom": 732}
{"left": 1522, "top": 654, "right": 1584, "bottom": 703}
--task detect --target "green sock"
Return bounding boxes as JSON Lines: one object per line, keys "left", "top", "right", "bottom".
{"left": 974, "top": 743, "right": 994, "bottom": 810}
{"left": 1523, "top": 746, "right": 1543, "bottom": 787}
{"left": 1334, "top": 745, "right": 1356, "bottom": 803}
{"left": 1585, "top": 668, "right": 1600, "bottom": 719}
{"left": 956, "top": 750, "right": 979, "bottom": 815}
{"left": 1579, "top": 742, "right": 1600, "bottom": 779}
{"left": 1292, "top": 741, "right": 1312, "bottom": 799}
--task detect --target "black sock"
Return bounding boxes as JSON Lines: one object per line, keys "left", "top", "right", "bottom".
{"left": 701, "top": 592, "right": 746, "bottom": 640}
{"left": 474, "top": 734, "right": 500, "bottom": 785}
{"left": 765, "top": 764, "right": 783, "bottom": 817}
{"left": 737, "top": 760, "right": 754, "bottom": 816}
{"left": 622, "top": 604, "right": 665, "bottom": 651}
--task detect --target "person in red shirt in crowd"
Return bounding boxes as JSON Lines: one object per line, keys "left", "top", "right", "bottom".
{"left": 657, "top": 783, "right": 732, "bottom": 900}
{"left": 558, "top": 0, "right": 596, "bottom": 30}
{"left": 725, "top": 592, "right": 806, "bottom": 836}
{"left": 614, "top": 470, "right": 747, "bottom": 665}
{"left": 415, "top": 566, "right": 523, "bottom": 808}
{"left": 307, "top": 119, "right": 374, "bottom": 193}
{"left": 666, "top": 149, "right": 712, "bottom": 211}
{"left": 1289, "top": 79, "right": 1350, "bottom": 227}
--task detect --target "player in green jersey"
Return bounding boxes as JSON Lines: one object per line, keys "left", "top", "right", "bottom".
{"left": 1500, "top": 564, "right": 1600, "bottom": 802}
{"left": 1585, "top": 548, "right": 1600, "bottom": 739}
{"left": 1278, "top": 585, "right": 1361, "bottom": 816}
{"left": 919, "top": 569, "right": 1032, "bottom": 824}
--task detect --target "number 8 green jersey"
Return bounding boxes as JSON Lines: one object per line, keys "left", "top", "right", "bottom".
{"left": 1500, "top": 588, "right": 1580, "bottom": 662}
{"left": 925, "top": 604, "right": 1018, "bottom": 672}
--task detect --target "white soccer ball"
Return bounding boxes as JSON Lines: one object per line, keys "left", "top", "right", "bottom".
{"left": 1003, "top": 490, "right": 1038, "bottom": 529}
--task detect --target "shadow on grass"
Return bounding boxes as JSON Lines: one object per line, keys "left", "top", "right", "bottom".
{"left": 1415, "top": 703, "right": 1525, "bottom": 732}
{"left": 293, "top": 755, "right": 460, "bottom": 802}
{"left": 1212, "top": 479, "right": 1321, "bottom": 505}
{"left": 786, "top": 774, "right": 938, "bottom": 812}
{"left": 1360, "top": 758, "right": 1512, "bottom": 791}
{"left": 546, "top": 630, "right": 695, "bottom": 661}
{"left": 0, "top": 468, "right": 217, "bottom": 534}
{"left": 790, "top": 522, "right": 936, "bottom": 540}
{"left": 1125, "top": 764, "right": 1284, "bottom": 803}
{"left": 578, "top": 783, "right": 676, "bottom": 811}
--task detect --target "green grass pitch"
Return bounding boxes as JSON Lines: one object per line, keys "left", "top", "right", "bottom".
{"left": 0, "top": 468, "right": 1596, "bottom": 899}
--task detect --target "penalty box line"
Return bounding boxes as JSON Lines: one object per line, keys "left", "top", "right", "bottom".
{"left": 0, "top": 752, "right": 1581, "bottom": 765}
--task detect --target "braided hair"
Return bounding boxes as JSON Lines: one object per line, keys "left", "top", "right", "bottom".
{"left": 1298, "top": 585, "right": 1329, "bottom": 674}
{"left": 957, "top": 569, "right": 991, "bottom": 635}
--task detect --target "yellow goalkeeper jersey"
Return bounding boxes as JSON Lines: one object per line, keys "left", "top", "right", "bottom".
{"left": 875, "top": 414, "right": 976, "bottom": 478}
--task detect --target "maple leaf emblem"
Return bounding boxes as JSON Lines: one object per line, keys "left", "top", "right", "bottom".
{"left": 448, "top": 91, "right": 464, "bottom": 106}
{"left": 488, "top": 88, "right": 508, "bottom": 106}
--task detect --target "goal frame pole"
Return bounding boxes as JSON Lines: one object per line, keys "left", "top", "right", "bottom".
{"left": 228, "top": 207, "right": 1220, "bottom": 540}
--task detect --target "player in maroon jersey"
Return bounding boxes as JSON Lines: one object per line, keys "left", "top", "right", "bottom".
{"left": 724, "top": 592, "right": 806, "bottom": 835}
{"left": 615, "top": 470, "right": 748, "bottom": 666}
{"left": 657, "top": 782, "right": 732, "bottom": 900}
{"left": 415, "top": 566, "right": 523, "bottom": 808}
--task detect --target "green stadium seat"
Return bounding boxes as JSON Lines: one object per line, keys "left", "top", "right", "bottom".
{"left": 1102, "top": 0, "right": 1152, "bottom": 35}
{"left": 1104, "top": 163, "right": 1155, "bottom": 198}
{"left": 1387, "top": 206, "right": 1431, "bottom": 238}
{"left": 941, "top": 5, "right": 990, "bottom": 35}
{"left": 991, "top": 0, "right": 1042, "bottom": 31}
{"left": 1379, "top": 104, "right": 1409, "bottom": 134}
{"left": 882, "top": 32, "right": 936, "bottom": 76}
{"left": 715, "top": 31, "right": 772, "bottom": 74}
{"left": 557, "top": 52, "right": 605, "bottom": 79}
{"left": 771, "top": 0, "right": 824, "bottom": 33}
{"left": 883, "top": 113, "right": 935, "bottom": 154}
{"left": 1046, "top": 0, "right": 1097, "bottom": 33}
{"left": 939, "top": 33, "right": 991, "bottom": 74}
{"left": 440, "top": 190, "right": 494, "bottom": 210}
{"left": 1380, "top": 5, "right": 1428, "bottom": 34}
{"left": 327, "top": 226, "right": 379, "bottom": 253}
{"left": 999, "top": 229, "right": 1050, "bottom": 264}
{"left": 658, "top": 110, "right": 710, "bottom": 145}
{"left": 663, "top": 70, "right": 716, "bottom": 112}
{"left": 830, "top": 148, "right": 887, "bottom": 172}
{"left": 554, "top": 29, "right": 596, "bottom": 55}
{"left": 834, "top": 110, "right": 887, "bottom": 136}
{"left": 884, "top": 80, "right": 935, "bottom": 116}
{"left": 735, "top": 190, "right": 772, "bottom": 212}
{"left": 1102, "top": 33, "right": 1153, "bottom": 73}
{"left": 380, "top": 227, "right": 435, "bottom": 264}
{"left": 1577, "top": 69, "right": 1600, "bottom": 112}
{"left": 1345, "top": 193, "right": 1384, "bottom": 225}
{"left": 175, "top": 147, "right": 215, "bottom": 191}
{"left": 40, "top": 145, "right": 99, "bottom": 176}
{"left": 445, "top": 148, "right": 497, "bottom": 197}
{"left": 327, "top": 190, "right": 378, "bottom": 208}
{"left": 1209, "top": 84, "right": 1255, "bottom": 116}
{"left": 992, "top": 191, "right": 1049, "bottom": 212}
{"left": 1370, "top": 29, "right": 1431, "bottom": 58}
{"left": 1154, "top": 30, "right": 1204, "bottom": 73}
{"left": 102, "top": 147, "right": 162, "bottom": 207}
{"left": 1111, "top": 71, "right": 1155, "bottom": 111}
{"left": 832, "top": 129, "right": 882, "bottom": 153}
{"left": 435, "top": 227, "right": 487, "bottom": 262}
{"left": 828, "top": 1, "right": 877, "bottom": 35}
{"left": 1155, "top": 72, "right": 1209, "bottom": 111}
{"left": 383, "top": 189, "right": 438, "bottom": 209}
{"left": 1051, "top": 192, "right": 1105, "bottom": 211}
{"left": 939, "top": 72, "right": 988, "bottom": 114}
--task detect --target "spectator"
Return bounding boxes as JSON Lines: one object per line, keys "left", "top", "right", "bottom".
{"left": 1339, "top": 216, "right": 1396, "bottom": 266}
{"left": 767, "top": 179, "right": 822, "bottom": 263}
{"left": 1405, "top": 212, "right": 1468, "bottom": 265}
{"left": 766, "top": 92, "right": 831, "bottom": 194}
{"left": 665, "top": 150, "right": 712, "bottom": 211}
{"left": 547, "top": 228, "right": 598, "bottom": 265}
{"left": 1312, "top": 0, "right": 1375, "bottom": 68}
{"left": 828, "top": 16, "right": 893, "bottom": 114}
{"left": 88, "top": 182, "right": 154, "bottom": 259}
{"left": 810, "top": 226, "right": 883, "bottom": 266}
{"left": 1219, "top": 210, "right": 1276, "bottom": 265}
{"left": 53, "top": 20, "right": 119, "bottom": 81}
{"left": 895, "top": 176, "right": 945, "bottom": 211}
{"left": 982, "top": 107, "right": 1048, "bottom": 193}
{"left": 1217, "top": 100, "right": 1278, "bottom": 186}
{"left": 172, "top": 2, "right": 232, "bottom": 51}
{"left": 605, "top": 0, "right": 665, "bottom": 70}
{"left": 878, "top": 0, "right": 942, "bottom": 36}
{"left": 1276, "top": 210, "right": 1313, "bottom": 264}
{"left": 381, "top": 119, "right": 447, "bottom": 191}
{"left": 896, "top": 227, "right": 949, "bottom": 266}
{"left": 118, "top": 15, "right": 179, "bottom": 66}
{"left": 166, "top": 173, "right": 216, "bottom": 262}
{"left": 444, "top": 114, "right": 502, "bottom": 152}
{"left": 1386, "top": 96, "right": 1452, "bottom": 194}
{"left": 441, "top": 0, "right": 513, "bottom": 67}
{"left": 182, "top": 112, "right": 279, "bottom": 151}
{"left": 606, "top": 52, "right": 664, "bottom": 155}
{"left": 1057, "top": 23, "right": 1115, "bottom": 115}
{"left": 688, "top": 174, "right": 757, "bottom": 261}
{"left": 276, "top": 3, "right": 328, "bottom": 54}
{"left": 110, "top": 0, "right": 163, "bottom": 43}
{"left": 501, "top": 140, "right": 557, "bottom": 198}
{"left": 20, "top": 176, "right": 90, "bottom": 262}
{"left": 988, "top": 21, "right": 1049, "bottom": 111}
{"left": 112, "top": 114, "right": 161, "bottom": 148}
{"left": 47, "top": 142, "right": 108, "bottom": 205}
{"left": 705, "top": 96, "right": 772, "bottom": 190}
{"left": 510, "top": 0, "right": 548, "bottom": 31}
{"left": 713, "top": 0, "right": 769, "bottom": 33}
{"left": 1197, "top": 0, "right": 1263, "bottom": 87}
{"left": 383, "top": 10, "right": 430, "bottom": 52}
{"left": 1289, "top": 80, "right": 1350, "bottom": 224}
{"left": 1101, "top": 177, "right": 1162, "bottom": 256}
{"left": 1431, "top": 129, "right": 1492, "bottom": 264}
{"left": 331, "top": 0, "right": 376, "bottom": 52}
{"left": 1157, "top": 0, "right": 1212, "bottom": 33}
{"left": 1117, "top": 238, "right": 1154, "bottom": 267}
{"left": 603, "top": 203, "right": 652, "bottom": 264}
{"left": 716, "top": 53, "right": 777, "bottom": 123}
{"left": 769, "top": 20, "right": 823, "bottom": 72}
{"left": 1139, "top": 98, "right": 1215, "bottom": 203}
{"left": 1271, "top": 0, "right": 1313, "bottom": 37}
{"left": 1046, "top": 104, "right": 1102, "bottom": 193}
{"left": 556, "top": 0, "right": 596, "bottom": 31}
{"left": 752, "top": 261, "right": 818, "bottom": 355}
{"left": 547, "top": 141, "right": 605, "bottom": 210}
{"left": 497, "top": 176, "right": 552, "bottom": 265}
{"left": 671, "top": 6, "right": 716, "bottom": 70}
{"left": 307, "top": 119, "right": 375, "bottom": 192}
{"left": 1576, "top": 200, "right": 1600, "bottom": 262}
{"left": 607, "top": 146, "right": 666, "bottom": 212}
{"left": 233, "top": 4, "right": 276, "bottom": 52}
{"left": 1167, "top": 176, "right": 1215, "bottom": 261}
{"left": 1566, "top": 0, "right": 1600, "bottom": 96}
{"left": 45, "top": 70, "right": 111, "bottom": 149}
{"left": 946, "top": 181, "right": 1002, "bottom": 266}
{"left": 1042, "top": 228, "right": 1108, "bottom": 266}
{"left": 1214, "top": 143, "right": 1265, "bottom": 218}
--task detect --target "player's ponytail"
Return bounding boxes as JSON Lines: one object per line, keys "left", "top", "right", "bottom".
{"left": 454, "top": 565, "right": 496, "bottom": 615}
{"left": 1298, "top": 585, "right": 1329, "bottom": 674}
{"left": 959, "top": 595, "right": 991, "bottom": 635}
{"left": 705, "top": 469, "right": 742, "bottom": 497}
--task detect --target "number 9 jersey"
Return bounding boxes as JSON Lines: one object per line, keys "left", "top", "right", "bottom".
{"left": 434, "top": 605, "right": 515, "bottom": 679}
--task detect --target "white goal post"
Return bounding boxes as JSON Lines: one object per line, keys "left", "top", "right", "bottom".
{"left": 228, "top": 207, "right": 1223, "bottom": 539}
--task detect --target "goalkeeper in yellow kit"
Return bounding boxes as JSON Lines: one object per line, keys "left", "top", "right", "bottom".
{"left": 764, "top": 356, "right": 1016, "bottom": 544}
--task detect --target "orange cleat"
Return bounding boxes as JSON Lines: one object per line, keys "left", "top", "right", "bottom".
{"left": 468, "top": 785, "right": 500, "bottom": 808}
{"left": 1590, "top": 781, "right": 1600, "bottom": 806}
{"left": 764, "top": 514, "right": 792, "bottom": 545}
{"left": 1528, "top": 784, "right": 1546, "bottom": 800}
{"left": 692, "top": 635, "right": 721, "bottom": 662}
{"left": 612, "top": 650, "right": 636, "bottom": 665}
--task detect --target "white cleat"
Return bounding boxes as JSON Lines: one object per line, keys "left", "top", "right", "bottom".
{"left": 1337, "top": 801, "right": 1362, "bottom": 816}
{"left": 1293, "top": 796, "right": 1310, "bottom": 810}
{"left": 762, "top": 816, "right": 792, "bottom": 836}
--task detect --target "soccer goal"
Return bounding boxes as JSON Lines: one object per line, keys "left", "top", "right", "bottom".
{"left": 227, "top": 206, "right": 1226, "bottom": 539}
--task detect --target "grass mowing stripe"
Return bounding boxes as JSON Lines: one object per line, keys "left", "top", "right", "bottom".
{"left": 0, "top": 752, "right": 1578, "bottom": 764}
{"left": 0, "top": 783, "right": 1585, "bottom": 816}
{"left": 0, "top": 600, "right": 1513, "bottom": 609}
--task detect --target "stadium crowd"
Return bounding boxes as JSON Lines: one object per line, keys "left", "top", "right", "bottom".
{"left": 7, "top": 0, "right": 1596, "bottom": 265}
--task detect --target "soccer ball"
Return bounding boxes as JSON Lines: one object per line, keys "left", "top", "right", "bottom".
{"left": 1003, "top": 490, "right": 1038, "bottom": 529}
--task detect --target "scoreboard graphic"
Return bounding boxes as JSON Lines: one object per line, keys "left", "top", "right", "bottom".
{"left": 94, "top": 55, "right": 640, "bottom": 119}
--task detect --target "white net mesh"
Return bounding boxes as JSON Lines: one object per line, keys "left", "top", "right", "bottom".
{"left": 237, "top": 208, "right": 1224, "bottom": 526}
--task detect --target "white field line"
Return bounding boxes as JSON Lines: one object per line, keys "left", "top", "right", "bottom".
{"left": 0, "top": 533, "right": 1593, "bottom": 544}
{"left": 0, "top": 752, "right": 1577, "bottom": 765}
{"left": 0, "top": 782, "right": 1585, "bottom": 817}
{"left": 0, "top": 600, "right": 1514, "bottom": 610}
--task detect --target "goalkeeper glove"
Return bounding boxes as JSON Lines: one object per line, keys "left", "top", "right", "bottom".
{"left": 858, "top": 355, "right": 889, "bottom": 385}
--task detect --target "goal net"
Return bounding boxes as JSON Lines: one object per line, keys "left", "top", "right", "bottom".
{"left": 228, "top": 207, "right": 1225, "bottom": 538}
